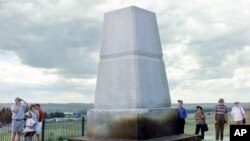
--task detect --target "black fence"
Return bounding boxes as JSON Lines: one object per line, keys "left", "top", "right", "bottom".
{"left": 0, "top": 117, "right": 85, "bottom": 141}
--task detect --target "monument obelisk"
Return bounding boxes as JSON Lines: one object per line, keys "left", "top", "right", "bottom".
{"left": 86, "top": 6, "right": 178, "bottom": 140}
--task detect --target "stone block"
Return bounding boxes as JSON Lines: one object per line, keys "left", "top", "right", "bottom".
{"left": 86, "top": 108, "right": 179, "bottom": 140}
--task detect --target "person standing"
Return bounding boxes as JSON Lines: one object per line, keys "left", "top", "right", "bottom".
{"left": 194, "top": 106, "right": 205, "bottom": 140}
{"left": 214, "top": 98, "right": 228, "bottom": 141}
{"left": 30, "top": 104, "right": 38, "bottom": 131}
{"left": 231, "top": 101, "right": 247, "bottom": 125}
{"left": 23, "top": 111, "right": 36, "bottom": 141}
{"left": 35, "top": 103, "right": 44, "bottom": 141}
{"left": 10, "top": 97, "right": 29, "bottom": 141}
{"left": 177, "top": 100, "right": 187, "bottom": 134}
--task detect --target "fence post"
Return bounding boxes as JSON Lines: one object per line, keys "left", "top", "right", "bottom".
{"left": 81, "top": 117, "right": 85, "bottom": 136}
{"left": 42, "top": 120, "right": 45, "bottom": 141}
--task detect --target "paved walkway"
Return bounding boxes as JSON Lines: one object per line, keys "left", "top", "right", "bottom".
{"left": 204, "top": 135, "right": 229, "bottom": 141}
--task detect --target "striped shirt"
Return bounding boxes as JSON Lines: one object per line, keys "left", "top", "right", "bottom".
{"left": 214, "top": 104, "right": 227, "bottom": 115}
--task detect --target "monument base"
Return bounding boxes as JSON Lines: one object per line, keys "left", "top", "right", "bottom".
{"left": 68, "top": 134, "right": 201, "bottom": 141}
{"left": 86, "top": 108, "right": 180, "bottom": 140}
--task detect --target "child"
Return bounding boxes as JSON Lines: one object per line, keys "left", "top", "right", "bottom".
{"left": 23, "top": 111, "right": 36, "bottom": 141}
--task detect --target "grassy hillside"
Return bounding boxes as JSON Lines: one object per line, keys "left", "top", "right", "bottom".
{"left": 40, "top": 103, "right": 93, "bottom": 113}
{"left": 0, "top": 103, "right": 93, "bottom": 113}
{"left": 1, "top": 103, "right": 250, "bottom": 113}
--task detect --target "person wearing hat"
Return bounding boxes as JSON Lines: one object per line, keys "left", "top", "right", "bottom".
{"left": 10, "top": 97, "right": 29, "bottom": 141}
{"left": 230, "top": 101, "right": 247, "bottom": 125}
{"left": 177, "top": 100, "right": 188, "bottom": 134}
{"left": 194, "top": 106, "right": 206, "bottom": 139}
{"left": 214, "top": 98, "right": 228, "bottom": 141}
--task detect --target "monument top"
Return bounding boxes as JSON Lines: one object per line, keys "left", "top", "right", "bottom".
{"left": 105, "top": 6, "right": 153, "bottom": 15}
{"left": 100, "top": 6, "right": 163, "bottom": 59}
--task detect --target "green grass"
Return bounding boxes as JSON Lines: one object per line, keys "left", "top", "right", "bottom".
{"left": 43, "top": 120, "right": 82, "bottom": 141}
{"left": 0, "top": 120, "right": 83, "bottom": 141}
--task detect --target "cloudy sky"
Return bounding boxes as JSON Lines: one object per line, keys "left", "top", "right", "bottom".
{"left": 0, "top": 0, "right": 250, "bottom": 103}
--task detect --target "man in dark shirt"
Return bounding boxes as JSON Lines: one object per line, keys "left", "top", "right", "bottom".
{"left": 177, "top": 100, "right": 187, "bottom": 134}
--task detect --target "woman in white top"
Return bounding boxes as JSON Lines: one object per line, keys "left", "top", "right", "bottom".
{"left": 231, "top": 101, "right": 247, "bottom": 125}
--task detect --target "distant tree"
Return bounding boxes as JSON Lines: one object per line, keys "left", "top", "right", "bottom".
{"left": 0, "top": 107, "right": 12, "bottom": 124}
{"left": 49, "top": 112, "right": 55, "bottom": 118}
{"left": 55, "top": 112, "right": 65, "bottom": 118}
{"left": 44, "top": 112, "right": 49, "bottom": 119}
{"left": 48, "top": 112, "right": 65, "bottom": 118}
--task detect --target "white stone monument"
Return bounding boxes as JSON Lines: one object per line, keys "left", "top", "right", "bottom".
{"left": 94, "top": 6, "right": 171, "bottom": 109}
{"left": 86, "top": 6, "right": 179, "bottom": 140}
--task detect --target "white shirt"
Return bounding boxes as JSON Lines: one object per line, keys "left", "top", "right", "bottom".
{"left": 231, "top": 106, "right": 245, "bottom": 121}
{"left": 23, "top": 118, "right": 36, "bottom": 132}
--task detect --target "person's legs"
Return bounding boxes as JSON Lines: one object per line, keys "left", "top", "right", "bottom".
{"left": 176, "top": 118, "right": 183, "bottom": 134}
{"left": 11, "top": 120, "right": 17, "bottom": 141}
{"left": 10, "top": 132, "right": 16, "bottom": 141}
{"left": 220, "top": 123, "right": 225, "bottom": 141}
{"left": 217, "top": 117, "right": 223, "bottom": 141}
{"left": 195, "top": 124, "right": 200, "bottom": 135}
{"left": 200, "top": 124, "right": 204, "bottom": 139}
{"left": 35, "top": 133, "right": 40, "bottom": 141}
{"left": 180, "top": 119, "right": 185, "bottom": 134}
{"left": 182, "top": 119, "right": 185, "bottom": 133}
{"left": 15, "top": 120, "right": 25, "bottom": 141}
{"left": 25, "top": 132, "right": 34, "bottom": 141}
{"left": 24, "top": 136, "right": 32, "bottom": 141}
{"left": 215, "top": 122, "right": 220, "bottom": 140}
{"left": 35, "top": 122, "right": 42, "bottom": 141}
{"left": 15, "top": 132, "right": 21, "bottom": 141}
{"left": 220, "top": 115, "right": 225, "bottom": 141}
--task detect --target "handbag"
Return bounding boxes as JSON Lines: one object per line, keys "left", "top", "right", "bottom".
{"left": 204, "top": 123, "right": 208, "bottom": 132}
{"left": 240, "top": 106, "right": 246, "bottom": 124}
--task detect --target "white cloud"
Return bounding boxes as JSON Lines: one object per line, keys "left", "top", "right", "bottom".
{"left": 0, "top": 50, "right": 95, "bottom": 103}
{"left": 0, "top": 51, "right": 59, "bottom": 84}
{"left": 0, "top": 0, "right": 250, "bottom": 103}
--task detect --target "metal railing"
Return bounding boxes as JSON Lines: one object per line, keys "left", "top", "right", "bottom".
{"left": 0, "top": 117, "right": 85, "bottom": 141}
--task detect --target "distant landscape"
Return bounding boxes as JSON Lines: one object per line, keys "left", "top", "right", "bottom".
{"left": 0, "top": 103, "right": 93, "bottom": 113}
{"left": 1, "top": 102, "right": 250, "bottom": 113}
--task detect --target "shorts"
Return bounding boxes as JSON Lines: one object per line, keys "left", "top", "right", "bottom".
{"left": 11, "top": 119, "right": 25, "bottom": 133}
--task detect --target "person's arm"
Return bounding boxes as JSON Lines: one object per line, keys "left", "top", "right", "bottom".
{"left": 201, "top": 112, "right": 205, "bottom": 119}
{"left": 29, "top": 119, "right": 36, "bottom": 129}
{"left": 241, "top": 107, "right": 247, "bottom": 121}
{"left": 20, "top": 98, "right": 29, "bottom": 107}
{"left": 230, "top": 108, "right": 233, "bottom": 115}
{"left": 12, "top": 104, "right": 20, "bottom": 113}
{"left": 184, "top": 108, "right": 188, "bottom": 118}
{"left": 214, "top": 106, "right": 218, "bottom": 123}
